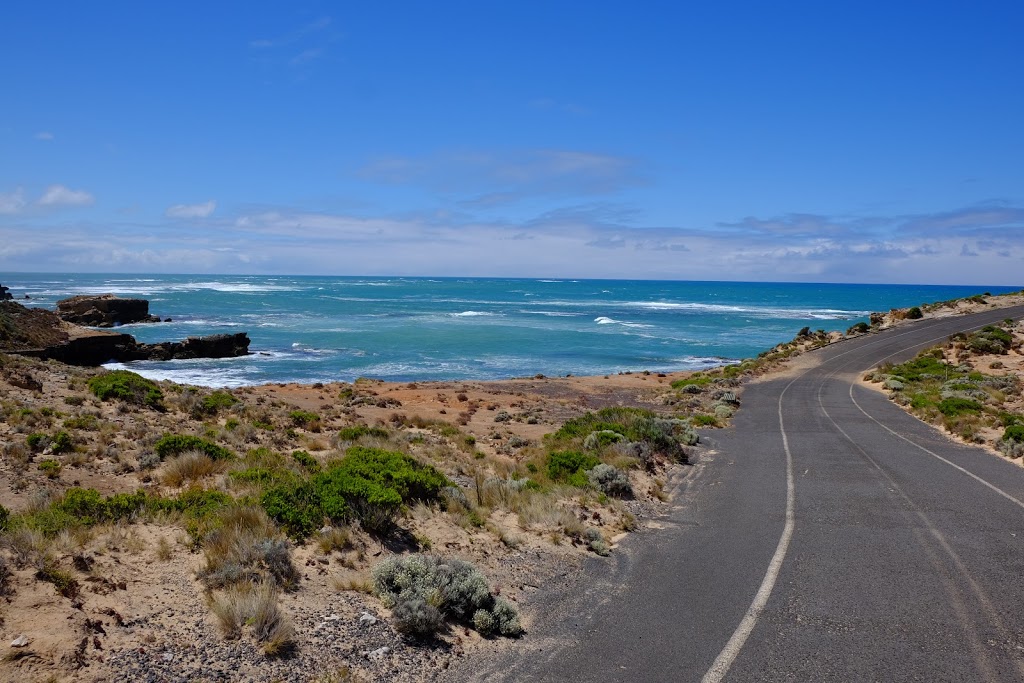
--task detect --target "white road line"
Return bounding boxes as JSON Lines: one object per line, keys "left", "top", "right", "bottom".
{"left": 700, "top": 309, "right": 1023, "bottom": 683}
{"left": 848, "top": 385, "right": 1024, "bottom": 511}
{"left": 700, "top": 379, "right": 796, "bottom": 683}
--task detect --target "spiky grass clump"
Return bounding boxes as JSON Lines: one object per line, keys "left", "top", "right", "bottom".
{"left": 208, "top": 580, "right": 295, "bottom": 655}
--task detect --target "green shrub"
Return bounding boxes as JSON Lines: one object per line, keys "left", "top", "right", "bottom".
{"left": 847, "top": 321, "right": 870, "bottom": 335}
{"left": 692, "top": 414, "right": 719, "bottom": 427}
{"left": 966, "top": 326, "right": 1013, "bottom": 355}
{"left": 262, "top": 447, "right": 449, "bottom": 537}
{"left": 26, "top": 433, "right": 46, "bottom": 452}
{"left": 547, "top": 450, "right": 600, "bottom": 487}
{"left": 36, "top": 559, "right": 79, "bottom": 598}
{"left": 87, "top": 370, "right": 164, "bottom": 408}
{"left": 669, "top": 374, "right": 713, "bottom": 390}
{"left": 63, "top": 414, "right": 99, "bottom": 430}
{"left": 155, "top": 434, "right": 233, "bottom": 461}
{"left": 37, "top": 459, "right": 61, "bottom": 477}
{"left": 906, "top": 306, "right": 923, "bottom": 320}
{"left": 582, "top": 430, "right": 625, "bottom": 450}
{"left": 337, "top": 425, "right": 389, "bottom": 441}
{"left": 288, "top": 410, "right": 319, "bottom": 427}
{"left": 291, "top": 450, "right": 320, "bottom": 473}
{"left": 890, "top": 353, "right": 960, "bottom": 382}
{"left": 199, "top": 390, "right": 239, "bottom": 416}
{"left": 50, "top": 430, "right": 74, "bottom": 454}
{"left": 1003, "top": 425, "right": 1024, "bottom": 443}
{"left": 0, "top": 504, "right": 9, "bottom": 532}
{"left": 938, "top": 397, "right": 982, "bottom": 417}
{"left": 550, "top": 407, "right": 689, "bottom": 462}
{"left": 392, "top": 597, "right": 445, "bottom": 638}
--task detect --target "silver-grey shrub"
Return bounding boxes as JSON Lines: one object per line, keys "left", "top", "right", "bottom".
{"left": 372, "top": 553, "right": 522, "bottom": 638}
{"left": 586, "top": 463, "right": 632, "bottom": 497}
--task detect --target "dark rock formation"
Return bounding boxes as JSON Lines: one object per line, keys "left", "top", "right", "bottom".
{"left": 22, "top": 332, "right": 252, "bottom": 366}
{"left": 56, "top": 294, "right": 161, "bottom": 327}
{"left": 1, "top": 299, "right": 250, "bottom": 366}
{"left": 0, "top": 284, "right": 12, "bottom": 300}
{"left": 132, "top": 333, "right": 251, "bottom": 361}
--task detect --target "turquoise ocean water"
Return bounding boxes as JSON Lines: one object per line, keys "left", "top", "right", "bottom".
{"left": 4, "top": 274, "right": 1018, "bottom": 387}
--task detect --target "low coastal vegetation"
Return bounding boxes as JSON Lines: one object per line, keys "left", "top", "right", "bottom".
{"left": 868, "top": 318, "right": 1024, "bottom": 458}
{"left": 0, "top": 357, "right": 719, "bottom": 679}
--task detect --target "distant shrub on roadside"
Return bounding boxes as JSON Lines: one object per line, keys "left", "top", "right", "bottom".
{"left": 906, "top": 306, "right": 924, "bottom": 320}
{"left": 87, "top": 370, "right": 164, "bottom": 409}
{"left": 847, "top": 321, "right": 870, "bottom": 335}
{"left": 966, "top": 326, "right": 1013, "bottom": 355}
{"left": 1002, "top": 425, "right": 1024, "bottom": 444}
{"left": 937, "top": 397, "right": 982, "bottom": 417}
{"left": 586, "top": 463, "right": 632, "bottom": 497}
{"left": 372, "top": 554, "right": 522, "bottom": 639}
{"left": 547, "top": 450, "right": 600, "bottom": 487}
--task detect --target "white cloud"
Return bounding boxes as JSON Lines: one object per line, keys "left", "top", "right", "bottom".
{"left": 0, "top": 187, "right": 27, "bottom": 214}
{"left": 166, "top": 200, "right": 217, "bottom": 219}
{"left": 34, "top": 131, "right": 55, "bottom": 141}
{"left": 37, "top": 184, "right": 94, "bottom": 207}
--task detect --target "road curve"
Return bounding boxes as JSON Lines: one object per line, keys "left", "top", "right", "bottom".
{"left": 443, "top": 305, "right": 1024, "bottom": 683}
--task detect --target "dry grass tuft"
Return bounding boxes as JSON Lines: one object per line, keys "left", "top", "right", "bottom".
{"left": 160, "top": 450, "right": 223, "bottom": 487}
{"left": 208, "top": 580, "right": 296, "bottom": 655}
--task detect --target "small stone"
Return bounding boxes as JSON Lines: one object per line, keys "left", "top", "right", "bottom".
{"left": 162, "top": 652, "right": 174, "bottom": 662}
{"left": 11, "top": 635, "right": 30, "bottom": 647}
{"left": 358, "top": 612, "right": 377, "bottom": 626}
{"left": 324, "top": 614, "right": 342, "bottom": 621}
{"left": 365, "top": 646, "right": 390, "bottom": 660}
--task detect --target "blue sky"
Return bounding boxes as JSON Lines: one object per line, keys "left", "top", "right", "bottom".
{"left": 2, "top": 1, "right": 1022, "bottom": 284}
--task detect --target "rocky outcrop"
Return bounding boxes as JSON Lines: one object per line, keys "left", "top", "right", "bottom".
{"left": 132, "top": 333, "right": 251, "bottom": 361}
{"left": 56, "top": 294, "right": 161, "bottom": 327}
{"left": 0, "top": 284, "right": 12, "bottom": 300}
{"left": 1, "top": 300, "right": 250, "bottom": 366}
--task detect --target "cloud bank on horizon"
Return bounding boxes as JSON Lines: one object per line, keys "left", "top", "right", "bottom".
{"left": 1, "top": 3, "right": 1022, "bottom": 285}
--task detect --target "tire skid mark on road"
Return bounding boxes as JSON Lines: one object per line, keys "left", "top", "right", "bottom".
{"left": 844, "top": 384, "right": 1024, "bottom": 680}
{"left": 700, "top": 307, "right": 1024, "bottom": 683}
{"left": 815, "top": 310, "right": 1024, "bottom": 679}
{"left": 817, "top": 382, "right": 1007, "bottom": 681}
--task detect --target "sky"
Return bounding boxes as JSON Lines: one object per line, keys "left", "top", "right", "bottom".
{"left": 1, "top": 1, "right": 1023, "bottom": 285}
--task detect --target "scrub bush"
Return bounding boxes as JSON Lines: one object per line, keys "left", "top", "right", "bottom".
{"left": 547, "top": 451, "right": 600, "bottom": 487}
{"left": 586, "top": 463, "right": 632, "bottom": 497}
{"left": 262, "top": 446, "right": 449, "bottom": 537}
{"left": 372, "top": 554, "right": 522, "bottom": 638}
{"left": 87, "top": 370, "right": 164, "bottom": 408}
{"left": 155, "top": 434, "right": 233, "bottom": 461}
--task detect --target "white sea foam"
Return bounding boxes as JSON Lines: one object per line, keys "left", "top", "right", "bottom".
{"left": 290, "top": 343, "right": 338, "bottom": 356}
{"left": 594, "top": 316, "right": 654, "bottom": 328}
{"left": 102, "top": 359, "right": 255, "bottom": 388}
{"left": 450, "top": 311, "right": 496, "bottom": 317}
{"left": 625, "top": 301, "right": 867, "bottom": 319}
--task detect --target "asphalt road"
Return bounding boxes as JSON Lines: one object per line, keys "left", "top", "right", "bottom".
{"left": 445, "top": 305, "right": 1024, "bottom": 683}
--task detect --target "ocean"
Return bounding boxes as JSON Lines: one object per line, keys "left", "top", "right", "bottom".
{"left": 4, "top": 274, "right": 1017, "bottom": 387}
